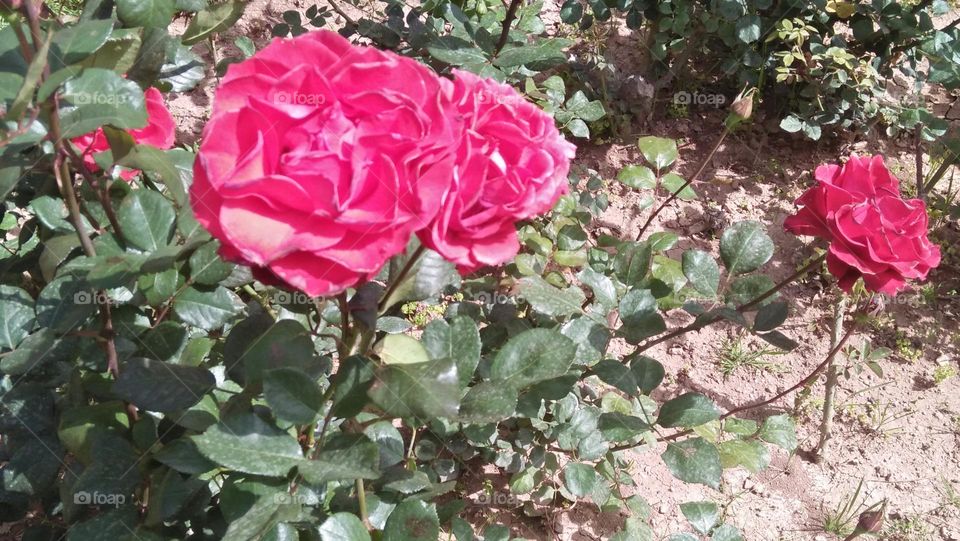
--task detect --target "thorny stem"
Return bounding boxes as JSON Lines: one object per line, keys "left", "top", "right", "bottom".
{"left": 493, "top": 0, "right": 523, "bottom": 56}
{"left": 18, "top": 3, "right": 129, "bottom": 422}
{"left": 612, "top": 317, "right": 858, "bottom": 452}
{"left": 813, "top": 296, "right": 847, "bottom": 462}
{"left": 635, "top": 127, "right": 729, "bottom": 240}
{"left": 62, "top": 143, "right": 126, "bottom": 245}
{"left": 634, "top": 253, "right": 827, "bottom": 354}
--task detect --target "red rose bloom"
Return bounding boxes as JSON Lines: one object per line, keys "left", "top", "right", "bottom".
{"left": 784, "top": 155, "right": 940, "bottom": 294}
{"left": 71, "top": 87, "right": 175, "bottom": 180}
{"left": 190, "top": 30, "right": 460, "bottom": 297}
{"left": 416, "top": 70, "right": 576, "bottom": 272}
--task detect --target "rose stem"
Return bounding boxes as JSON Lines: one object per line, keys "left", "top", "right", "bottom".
{"left": 19, "top": 1, "right": 135, "bottom": 420}
{"left": 634, "top": 252, "right": 827, "bottom": 354}
{"left": 813, "top": 295, "right": 847, "bottom": 462}
{"left": 493, "top": 0, "right": 523, "bottom": 56}
{"left": 635, "top": 125, "right": 730, "bottom": 241}
{"left": 611, "top": 318, "right": 858, "bottom": 451}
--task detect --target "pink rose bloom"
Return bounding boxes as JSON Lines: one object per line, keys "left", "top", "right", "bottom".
{"left": 71, "top": 87, "right": 175, "bottom": 180}
{"left": 191, "top": 30, "right": 460, "bottom": 296}
{"left": 417, "top": 70, "right": 576, "bottom": 272}
{"left": 784, "top": 155, "right": 940, "bottom": 294}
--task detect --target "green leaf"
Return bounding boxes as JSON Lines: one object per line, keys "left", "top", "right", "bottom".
{"left": 560, "top": 0, "right": 584, "bottom": 22}
{"left": 566, "top": 118, "right": 589, "bottom": 138}
{"left": 0, "top": 285, "right": 35, "bottom": 350}
{"left": 116, "top": 147, "right": 191, "bottom": 208}
{"left": 263, "top": 368, "right": 323, "bottom": 425}
{"left": 188, "top": 241, "right": 235, "bottom": 285}
{"left": 298, "top": 433, "right": 380, "bottom": 484}
{"left": 591, "top": 358, "right": 638, "bottom": 395}
{"left": 563, "top": 463, "right": 598, "bottom": 498}
{"left": 181, "top": 1, "right": 247, "bottom": 44}
{"left": 489, "top": 329, "right": 575, "bottom": 389}
{"left": 657, "top": 393, "right": 721, "bottom": 428}
{"left": 382, "top": 500, "right": 439, "bottom": 541}
{"left": 578, "top": 267, "right": 617, "bottom": 309}
{"left": 493, "top": 38, "right": 572, "bottom": 67}
{"left": 59, "top": 68, "right": 147, "bottom": 138}
{"left": 79, "top": 28, "right": 143, "bottom": 73}
{"left": 374, "top": 334, "right": 430, "bottom": 365}
{"left": 719, "top": 221, "right": 774, "bottom": 275}
{"left": 51, "top": 20, "right": 114, "bottom": 69}
{"left": 758, "top": 414, "right": 798, "bottom": 451}
{"left": 118, "top": 190, "right": 176, "bottom": 251}
{"left": 7, "top": 30, "right": 49, "bottom": 120}
{"left": 160, "top": 41, "right": 205, "bottom": 92}
{"left": 1, "top": 329, "right": 75, "bottom": 375}
{"left": 648, "top": 231, "right": 679, "bottom": 251}
{"left": 753, "top": 301, "right": 788, "bottom": 331}
{"left": 222, "top": 493, "right": 301, "bottom": 541}
{"left": 117, "top": 0, "right": 176, "bottom": 27}
{"left": 368, "top": 358, "right": 460, "bottom": 419}
{"left": 630, "top": 355, "right": 665, "bottom": 394}
{"left": 35, "top": 274, "right": 97, "bottom": 333}
{"left": 637, "top": 136, "right": 678, "bottom": 170}
{"left": 711, "top": 524, "right": 745, "bottom": 541}
{"left": 718, "top": 439, "right": 770, "bottom": 473}
{"left": 735, "top": 15, "right": 761, "bottom": 43}
{"left": 598, "top": 412, "right": 650, "bottom": 441}
{"left": 680, "top": 501, "right": 719, "bottom": 534}
{"left": 611, "top": 517, "right": 655, "bottom": 541}
{"left": 780, "top": 115, "right": 803, "bottom": 133}
{"left": 139, "top": 268, "right": 179, "bottom": 306}
{"left": 152, "top": 439, "right": 217, "bottom": 474}
{"left": 234, "top": 319, "right": 317, "bottom": 383}
{"left": 174, "top": 286, "right": 239, "bottom": 330}
{"left": 619, "top": 289, "right": 666, "bottom": 344}
{"left": 384, "top": 249, "right": 459, "bottom": 307}
{"left": 427, "top": 36, "right": 488, "bottom": 66}
{"left": 422, "top": 316, "right": 481, "bottom": 388}
{"left": 330, "top": 355, "right": 375, "bottom": 417}
{"left": 613, "top": 241, "right": 652, "bottom": 285}
{"left": 320, "top": 513, "right": 371, "bottom": 541}
{"left": 459, "top": 381, "right": 518, "bottom": 423}
{"left": 661, "top": 438, "right": 722, "bottom": 489}
{"left": 113, "top": 357, "right": 215, "bottom": 412}
{"left": 193, "top": 413, "right": 303, "bottom": 477}
{"left": 661, "top": 172, "right": 697, "bottom": 200}
{"left": 517, "top": 276, "right": 585, "bottom": 318}
{"left": 364, "top": 421, "right": 404, "bottom": 469}
{"left": 727, "top": 275, "right": 776, "bottom": 306}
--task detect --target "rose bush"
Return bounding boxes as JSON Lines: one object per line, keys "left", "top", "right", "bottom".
{"left": 71, "top": 87, "right": 175, "bottom": 179}
{"left": 417, "top": 70, "right": 576, "bottom": 272}
{"left": 191, "top": 30, "right": 462, "bottom": 296}
{"left": 784, "top": 155, "right": 941, "bottom": 294}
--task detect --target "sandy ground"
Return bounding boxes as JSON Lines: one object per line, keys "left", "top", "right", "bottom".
{"left": 161, "top": 2, "right": 960, "bottom": 539}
